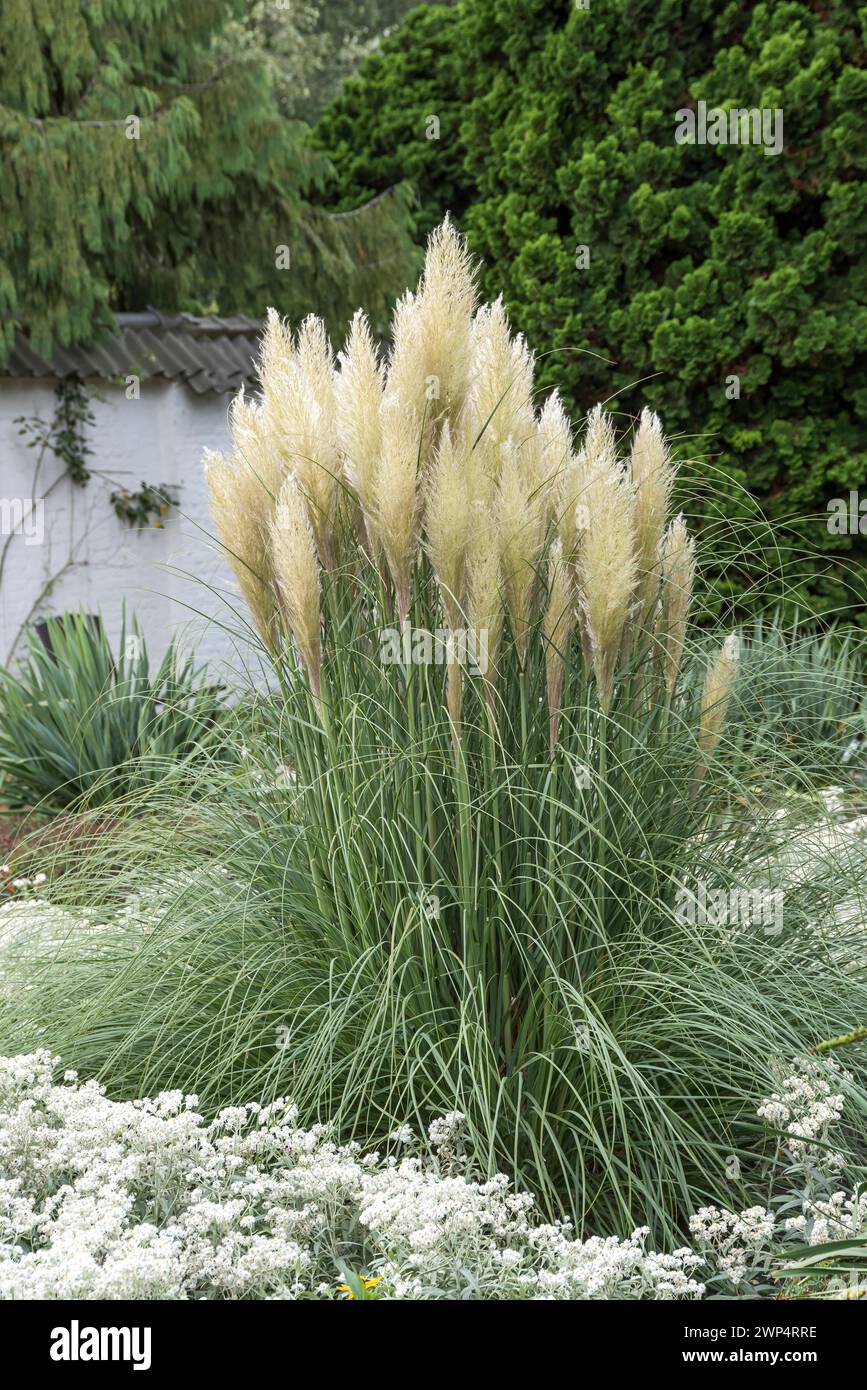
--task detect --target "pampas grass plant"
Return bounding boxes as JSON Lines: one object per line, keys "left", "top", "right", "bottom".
{"left": 5, "top": 221, "right": 867, "bottom": 1244}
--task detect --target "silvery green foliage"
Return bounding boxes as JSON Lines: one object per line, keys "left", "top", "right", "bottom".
{"left": 0, "top": 1052, "right": 704, "bottom": 1301}
{"left": 691, "top": 1055, "right": 867, "bottom": 1296}
{"left": 0, "top": 1050, "right": 862, "bottom": 1300}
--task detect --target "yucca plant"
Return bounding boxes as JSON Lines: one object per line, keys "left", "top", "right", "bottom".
{"left": 5, "top": 223, "right": 867, "bottom": 1242}
{"left": 0, "top": 611, "right": 224, "bottom": 811}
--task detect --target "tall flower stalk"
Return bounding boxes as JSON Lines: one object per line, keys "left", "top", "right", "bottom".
{"left": 204, "top": 219, "right": 725, "bottom": 766}
{"left": 201, "top": 219, "right": 746, "bottom": 1035}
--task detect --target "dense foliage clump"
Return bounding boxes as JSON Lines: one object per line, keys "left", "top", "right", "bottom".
{"left": 317, "top": 0, "right": 867, "bottom": 618}
{"left": 0, "top": 0, "right": 417, "bottom": 355}
{"left": 0, "top": 612, "right": 224, "bottom": 811}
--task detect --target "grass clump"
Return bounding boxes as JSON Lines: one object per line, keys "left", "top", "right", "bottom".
{"left": 3, "top": 221, "right": 867, "bottom": 1244}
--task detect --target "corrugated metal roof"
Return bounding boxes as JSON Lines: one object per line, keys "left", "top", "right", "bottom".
{"left": 2, "top": 311, "right": 262, "bottom": 395}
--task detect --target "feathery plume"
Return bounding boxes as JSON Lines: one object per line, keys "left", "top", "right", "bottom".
{"left": 577, "top": 459, "right": 637, "bottom": 712}
{"left": 426, "top": 418, "right": 479, "bottom": 740}
{"left": 228, "top": 390, "right": 283, "bottom": 495}
{"left": 425, "top": 420, "right": 473, "bottom": 629}
{"left": 698, "top": 632, "right": 740, "bottom": 766}
{"left": 657, "top": 513, "right": 696, "bottom": 698}
{"left": 257, "top": 308, "right": 294, "bottom": 400}
{"left": 270, "top": 472, "right": 323, "bottom": 706}
{"left": 336, "top": 309, "right": 384, "bottom": 548}
{"left": 413, "top": 213, "right": 478, "bottom": 423}
{"left": 261, "top": 314, "right": 341, "bottom": 567}
{"left": 464, "top": 297, "right": 536, "bottom": 458}
{"left": 629, "top": 408, "right": 675, "bottom": 629}
{"left": 369, "top": 393, "right": 423, "bottom": 627}
{"left": 544, "top": 539, "right": 577, "bottom": 752}
{"left": 495, "top": 439, "right": 547, "bottom": 662}
{"left": 467, "top": 500, "right": 503, "bottom": 706}
{"left": 556, "top": 450, "right": 590, "bottom": 566}
{"left": 386, "top": 290, "right": 428, "bottom": 425}
{"left": 537, "top": 390, "right": 573, "bottom": 490}
{"left": 203, "top": 447, "right": 277, "bottom": 648}
{"left": 582, "top": 403, "right": 618, "bottom": 473}
{"left": 535, "top": 391, "right": 585, "bottom": 562}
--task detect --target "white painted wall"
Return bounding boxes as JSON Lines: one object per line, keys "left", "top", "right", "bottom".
{"left": 0, "top": 378, "right": 256, "bottom": 687}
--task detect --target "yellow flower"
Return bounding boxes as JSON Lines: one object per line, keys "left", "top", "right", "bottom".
{"left": 336, "top": 1275, "right": 382, "bottom": 1300}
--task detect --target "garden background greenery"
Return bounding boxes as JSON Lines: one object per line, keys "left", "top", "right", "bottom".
{"left": 1, "top": 0, "right": 867, "bottom": 1303}
{"left": 317, "top": 0, "right": 867, "bottom": 620}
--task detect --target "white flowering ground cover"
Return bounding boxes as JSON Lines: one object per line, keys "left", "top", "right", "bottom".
{"left": 0, "top": 1049, "right": 863, "bottom": 1301}
{"left": 0, "top": 1052, "right": 705, "bottom": 1300}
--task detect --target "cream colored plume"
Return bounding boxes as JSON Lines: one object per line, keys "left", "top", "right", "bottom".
{"left": 544, "top": 539, "right": 577, "bottom": 752}
{"left": 414, "top": 213, "right": 477, "bottom": 421}
{"left": 577, "top": 455, "right": 637, "bottom": 712}
{"left": 425, "top": 419, "right": 474, "bottom": 630}
{"left": 204, "top": 446, "right": 277, "bottom": 649}
{"left": 227, "top": 391, "right": 284, "bottom": 497}
{"left": 467, "top": 500, "right": 503, "bottom": 704}
{"left": 270, "top": 471, "right": 323, "bottom": 706}
{"left": 496, "top": 439, "right": 547, "bottom": 662}
{"left": 336, "top": 309, "right": 384, "bottom": 543}
{"left": 257, "top": 307, "right": 294, "bottom": 401}
{"left": 386, "top": 290, "right": 428, "bottom": 426}
{"left": 537, "top": 390, "right": 573, "bottom": 492}
{"left": 698, "top": 632, "right": 740, "bottom": 764}
{"left": 536, "top": 390, "right": 585, "bottom": 557}
{"left": 464, "top": 297, "right": 536, "bottom": 459}
{"left": 657, "top": 513, "right": 696, "bottom": 698}
{"left": 369, "top": 393, "right": 423, "bottom": 627}
{"left": 260, "top": 313, "right": 341, "bottom": 567}
{"left": 582, "top": 403, "right": 618, "bottom": 474}
{"left": 387, "top": 215, "right": 477, "bottom": 433}
{"left": 556, "top": 451, "right": 590, "bottom": 565}
{"left": 629, "top": 408, "right": 675, "bottom": 629}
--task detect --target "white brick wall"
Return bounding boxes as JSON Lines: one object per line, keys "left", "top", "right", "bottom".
{"left": 0, "top": 378, "right": 254, "bottom": 684}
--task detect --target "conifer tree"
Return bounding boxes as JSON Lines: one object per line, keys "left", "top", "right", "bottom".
{"left": 318, "top": 0, "right": 867, "bottom": 620}
{"left": 0, "top": 0, "right": 415, "bottom": 360}
{"left": 234, "top": 0, "right": 446, "bottom": 123}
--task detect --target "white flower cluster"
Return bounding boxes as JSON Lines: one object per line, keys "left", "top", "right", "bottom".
{"left": 756, "top": 1053, "right": 849, "bottom": 1167}
{"left": 426, "top": 1110, "right": 466, "bottom": 1173}
{"left": 0, "top": 897, "right": 98, "bottom": 964}
{"left": 688, "top": 1205, "right": 776, "bottom": 1284}
{"left": 0, "top": 866, "right": 47, "bottom": 895}
{"left": 783, "top": 1188, "right": 867, "bottom": 1246}
{"left": 0, "top": 873, "right": 234, "bottom": 961}
{"left": 0, "top": 1053, "right": 704, "bottom": 1302}
{"left": 690, "top": 1054, "right": 866, "bottom": 1294}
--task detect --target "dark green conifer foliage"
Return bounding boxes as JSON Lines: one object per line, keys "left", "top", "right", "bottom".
{"left": 317, "top": 0, "right": 867, "bottom": 618}
{"left": 0, "top": 0, "right": 416, "bottom": 357}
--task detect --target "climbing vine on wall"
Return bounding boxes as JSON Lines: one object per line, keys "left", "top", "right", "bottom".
{"left": 13, "top": 379, "right": 179, "bottom": 527}
{"left": 110, "top": 482, "right": 179, "bottom": 529}
{"left": 14, "top": 380, "right": 95, "bottom": 487}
